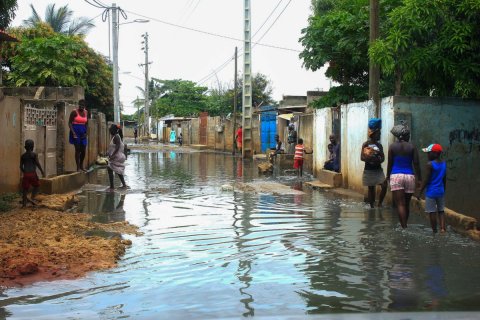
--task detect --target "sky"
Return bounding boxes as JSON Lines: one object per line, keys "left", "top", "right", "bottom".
{"left": 13, "top": 0, "right": 329, "bottom": 114}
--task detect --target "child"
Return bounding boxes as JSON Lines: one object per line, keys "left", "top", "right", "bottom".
{"left": 417, "top": 144, "right": 447, "bottom": 233}
{"left": 20, "top": 139, "right": 45, "bottom": 207}
{"left": 361, "top": 121, "right": 387, "bottom": 208}
{"left": 294, "top": 138, "right": 313, "bottom": 177}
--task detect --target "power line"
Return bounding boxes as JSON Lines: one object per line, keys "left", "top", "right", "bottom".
{"left": 124, "top": 9, "right": 300, "bottom": 53}
{"left": 196, "top": 0, "right": 292, "bottom": 86}
{"left": 252, "top": 0, "right": 283, "bottom": 39}
{"left": 254, "top": 0, "right": 293, "bottom": 45}
{"left": 84, "top": 0, "right": 107, "bottom": 9}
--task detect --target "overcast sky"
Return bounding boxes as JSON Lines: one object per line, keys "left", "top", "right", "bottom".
{"left": 13, "top": 0, "right": 329, "bottom": 114}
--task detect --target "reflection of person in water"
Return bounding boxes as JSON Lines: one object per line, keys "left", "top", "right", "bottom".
{"left": 388, "top": 262, "right": 419, "bottom": 310}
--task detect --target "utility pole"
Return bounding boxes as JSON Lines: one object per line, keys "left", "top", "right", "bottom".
{"left": 232, "top": 47, "right": 238, "bottom": 155}
{"left": 112, "top": 3, "right": 120, "bottom": 123}
{"left": 369, "top": 0, "right": 380, "bottom": 117}
{"left": 141, "top": 32, "right": 151, "bottom": 136}
{"left": 242, "top": 0, "right": 253, "bottom": 158}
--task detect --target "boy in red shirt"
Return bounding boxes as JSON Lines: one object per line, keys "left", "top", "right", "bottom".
{"left": 294, "top": 138, "right": 313, "bottom": 177}
{"left": 20, "top": 139, "right": 45, "bottom": 207}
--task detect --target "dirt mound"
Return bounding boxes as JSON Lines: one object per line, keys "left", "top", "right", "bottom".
{"left": 0, "top": 195, "right": 139, "bottom": 288}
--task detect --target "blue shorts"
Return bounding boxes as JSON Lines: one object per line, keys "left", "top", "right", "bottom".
{"left": 425, "top": 196, "right": 445, "bottom": 213}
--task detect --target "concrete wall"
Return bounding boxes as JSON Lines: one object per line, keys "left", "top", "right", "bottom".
{"left": 0, "top": 96, "right": 22, "bottom": 192}
{"left": 340, "top": 100, "right": 375, "bottom": 192}
{"left": 389, "top": 96, "right": 480, "bottom": 217}
{"left": 312, "top": 107, "right": 333, "bottom": 177}
{"left": 298, "top": 113, "right": 314, "bottom": 173}
{"left": 190, "top": 118, "right": 200, "bottom": 145}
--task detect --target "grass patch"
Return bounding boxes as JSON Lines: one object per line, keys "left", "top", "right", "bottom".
{"left": 0, "top": 193, "right": 19, "bottom": 212}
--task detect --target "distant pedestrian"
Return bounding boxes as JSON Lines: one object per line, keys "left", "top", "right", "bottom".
{"left": 107, "top": 124, "right": 128, "bottom": 191}
{"left": 68, "top": 99, "right": 88, "bottom": 172}
{"left": 287, "top": 123, "right": 297, "bottom": 154}
{"left": 361, "top": 118, "right": 387, "bottom": 208}
{"left": 294, "top": 138, "right": 313, "bottom": 177}
{"left": 417, "top": 144, "right": 447, "bottom": 233}
{"left": 386, "top": 121, "right": 421, "bottom": 228}
{"left": 235, "top": 125, "right": 243, "bottom": 153}
{"left": 170, "top": 129, "right": 176, "bottom": 144}
{"left": 134, "top": 126, "right": 138, "bottom": 144}
{"left": 20, "top": 139, "right": 44, "bottom": 207}
{"left": 178, "top": 133, "right": 183, "bottom": 146}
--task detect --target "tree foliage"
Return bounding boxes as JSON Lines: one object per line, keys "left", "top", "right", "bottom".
{"left": 150, "top": 79, "right": 208, "bottom": 118}
{"left": 302, "top": 0, "right": 480, "bottom": 106}
{"left": 0, "top": 0, "right": 18, "bottom": 29}
{"left": 2, "top": 24, "right": 113, "bottom": 119}
{"left": 205, "top": 73, "right": 276, "bottom": 116}
{"left": 370, "top": 0, "right": 480, "bottom": 98}
{"left": 23, "top": 3, "right": 94, "bottom": 35}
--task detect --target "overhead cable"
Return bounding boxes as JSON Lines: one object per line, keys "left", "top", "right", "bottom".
{"left": 124, "top": 9, "right": 300, "bottom": 53}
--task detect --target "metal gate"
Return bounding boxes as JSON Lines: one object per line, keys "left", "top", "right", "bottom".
{"left": 260, "top": 108, "right": 277, "bottom": 152}
{"left": 23, "top": 104, "right": 57, "bottom": 177}
{"left": 199, "top": 112, "right": 208, "bottom": 145}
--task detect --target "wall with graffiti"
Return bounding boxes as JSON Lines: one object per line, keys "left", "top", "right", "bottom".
{"left": 392, "top": 96, "right": 480, "bottom": 218}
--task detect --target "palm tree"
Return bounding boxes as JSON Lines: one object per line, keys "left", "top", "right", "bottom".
{"left": 23, "top": 3, "right": 94, "bottom": 35}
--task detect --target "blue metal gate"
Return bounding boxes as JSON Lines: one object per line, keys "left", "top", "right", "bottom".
{"left": 260, "top": 106, "right": 277, "bottom": 152}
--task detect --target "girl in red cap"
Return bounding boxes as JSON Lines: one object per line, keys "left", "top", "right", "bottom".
{"left": 417, "top": 144, "right": 447, "bottom": 233}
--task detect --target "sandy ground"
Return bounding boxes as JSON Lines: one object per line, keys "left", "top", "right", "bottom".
{"left": 0, "top": 193, "right": 140, "bottom": 288}
{"left": 221, "top": 181, "right": 304, "bottom": 195}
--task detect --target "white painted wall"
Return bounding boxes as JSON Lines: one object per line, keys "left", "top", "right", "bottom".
{"left": 312, "top": 107, "right": 332, "bottom": 176}
{"left": 340, "top": 100, "right": 375, "bottom": 191}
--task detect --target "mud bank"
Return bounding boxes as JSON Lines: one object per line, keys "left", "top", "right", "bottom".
{"left": 0, "top": 193, "right": 139, "bottom": 288}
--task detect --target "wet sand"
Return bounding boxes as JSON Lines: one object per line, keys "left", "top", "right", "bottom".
{"left": 0, "top": 193, "right": 139, "bottom": 288}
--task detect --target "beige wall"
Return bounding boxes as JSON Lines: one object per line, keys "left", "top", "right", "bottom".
{"left": 0, "top": 96, "right": 22, "bottom": 192}
{"left": 298, "top": 113, "right": 314, "bottom": 173}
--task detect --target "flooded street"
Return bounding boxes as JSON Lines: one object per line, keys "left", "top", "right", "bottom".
{"left": 1, "top": 150, "right": 480, "bottom": 319}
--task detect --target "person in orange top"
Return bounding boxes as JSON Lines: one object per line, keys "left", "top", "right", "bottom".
{"left": 68, "top": 99, "right": 88, "bottom": 172}
{"left": 294, "top": 138, "right": 313, "bottom": 177}
{"left": 235, "top": 125, "right": 243, "bottom": 153}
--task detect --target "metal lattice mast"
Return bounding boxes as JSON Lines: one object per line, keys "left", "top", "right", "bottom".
{"left": 242, "top": 0, "right": 253, "bottom": 158}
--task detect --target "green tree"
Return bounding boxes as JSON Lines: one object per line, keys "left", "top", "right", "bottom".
{"left": 3, "top": 24, "right": 113, "bottom": 119}
{"left": 7, "top": 33, "right": 88, "bottom": 87}
{"left": 300, "top": 0, "right": 401, "bottom": 108}
{"left": 23, "top": 3, "right": 94, "bottom": 35}
{"left": 0, "top": 0, "right": 18, "bottom": 29}
{"left": 205, "top": 73, "right": 276, "bottom": 116}
{"left": 150, "top": 79, "right": 208, "bottom": 117}
{"left": 370, "top": 0, "right": 480, "bottom": 98}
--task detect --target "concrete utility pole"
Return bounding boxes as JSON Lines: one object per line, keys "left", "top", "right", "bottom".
{"left": 369, "top": 0, "right": 380, "bottom": 117}
{"left": 232, "top": 47, "right": 238, "bottom": 155}
{"left": 242, "top": 0, "right": 253, "bottom": 158}
{"left": 141, "top": 32, "right": 150, "bottom": 135}
{"left": 112, "top": 3, "right": 121, "bottom": 123}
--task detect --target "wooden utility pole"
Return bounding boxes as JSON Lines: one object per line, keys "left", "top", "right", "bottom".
{"left": 369, "top": 0, "right": 380, "bottom": 117}
{"left": 232, "top": 47, "right": 238, "bottom": 155}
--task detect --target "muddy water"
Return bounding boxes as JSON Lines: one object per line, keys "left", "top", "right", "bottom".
{"left": 1, "top": 151, "right": 480, "bottom": 319}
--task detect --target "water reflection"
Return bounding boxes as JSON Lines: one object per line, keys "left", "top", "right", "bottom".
{"left": 2, "top": 151, "right": 480, "bottom": 319}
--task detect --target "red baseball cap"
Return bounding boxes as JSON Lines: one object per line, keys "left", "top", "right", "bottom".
{"left": 422, "top": 144, "right": 442, "bottom": 153}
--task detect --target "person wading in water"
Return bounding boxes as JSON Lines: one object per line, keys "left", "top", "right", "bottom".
{"left": 386, "top": 122, "right": 421, "bottom": 228}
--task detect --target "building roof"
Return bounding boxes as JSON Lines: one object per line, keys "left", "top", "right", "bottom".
{"left": 0, "top": 30, "right": 19, "bottom": 42}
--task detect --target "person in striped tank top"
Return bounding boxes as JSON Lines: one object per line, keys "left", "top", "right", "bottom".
{"left": 294, "top": 138, "right": 313, "bottom": 177}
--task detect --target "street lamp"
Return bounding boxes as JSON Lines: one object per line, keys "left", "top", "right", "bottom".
{"left": 111, "top": 3, "right": 149, "bottom": 124}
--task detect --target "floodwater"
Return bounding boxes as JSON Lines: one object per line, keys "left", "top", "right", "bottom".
{"left": 1, "top": 150, "right": 480, "bottom": 319}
